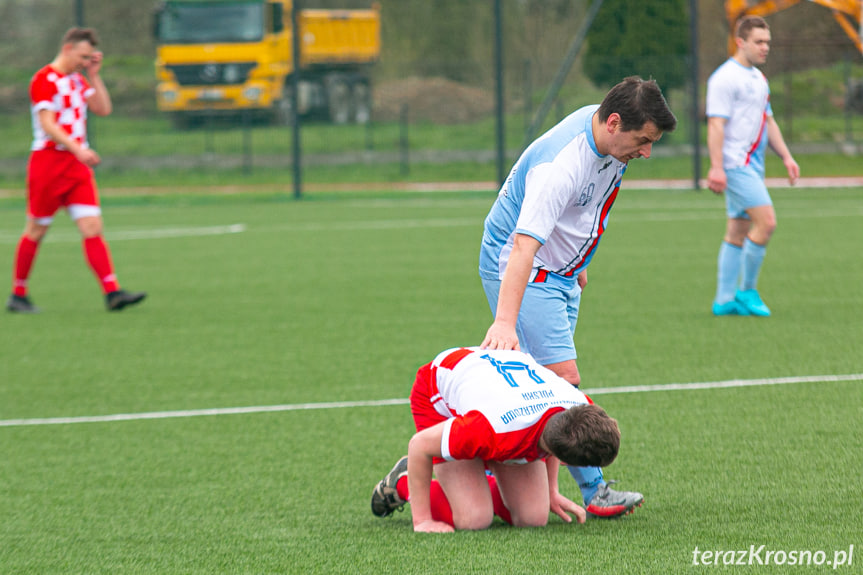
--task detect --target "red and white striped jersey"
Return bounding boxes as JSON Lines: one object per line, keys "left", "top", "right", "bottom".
{"left": 428, "top": 347, "right": 589, "bottom": 464}
{"left": 30, "top": 65, "right": 94, "bottom": 152}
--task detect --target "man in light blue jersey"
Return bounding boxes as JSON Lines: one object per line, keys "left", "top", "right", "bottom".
{"left": 479, "top": 76, "right": 677, "bottom": 517}
{"left": 707, "top": 16, "right": 799, "bottom": 317}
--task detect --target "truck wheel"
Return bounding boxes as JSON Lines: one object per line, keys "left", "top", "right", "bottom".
{"left": 352, "top": 81, "right": 371, "bottom": 124}
{"left": 327, "top": 77, "right": 351, "bottom": 124}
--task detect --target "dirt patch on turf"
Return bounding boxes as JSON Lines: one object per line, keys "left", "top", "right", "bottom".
{"left": 372, "top": 76, "right": 494, "bottom": 124}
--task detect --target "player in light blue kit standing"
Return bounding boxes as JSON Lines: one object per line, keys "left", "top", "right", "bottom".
{"left": 479, "top": 77, "right": 677, "bottom": 517}
{"left": 707, "top": 16, "right": 799, "bottom": 317}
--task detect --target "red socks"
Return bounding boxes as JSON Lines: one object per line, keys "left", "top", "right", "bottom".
{"left": 12, "top": 236, "right": 39, "bottom": 297}
{"left": 83, "top": 236, "right": 119, "bottom": 294}
{"left": 12, "top": 234, "right": 120, "bottom": 297}
{"left": 396, "top": 476, "right": 410, "bottom": 504}
{"left": 395, "top": 473, "right": 512, "bottom": 527}
{"left": 486, "top": 474, "right": 513, "bottom": 525}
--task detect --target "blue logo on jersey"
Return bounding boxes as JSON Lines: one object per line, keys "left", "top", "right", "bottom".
{"left": 481, "top": 354, "right": 545, "bottom": 388}
{"left": 576, "top": 183, "right": 595, "bottom": 207}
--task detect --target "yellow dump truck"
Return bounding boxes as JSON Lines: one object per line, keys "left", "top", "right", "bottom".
{"left": 153, "top": 0, "right": 381, "bottom": 127}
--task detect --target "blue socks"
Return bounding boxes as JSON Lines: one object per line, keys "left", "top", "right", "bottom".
{"left": 568, "top": 465, "right": 605, "bottom": 505}
{"left": 740, "top": 238, "right": 767, "bottom": 291}
{"left": 715, "top": 241, "right": 743, "bottom": 304}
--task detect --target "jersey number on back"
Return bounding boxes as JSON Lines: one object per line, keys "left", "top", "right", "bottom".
{"left": 480, "top": 354, "right": 545, "bottom": 388}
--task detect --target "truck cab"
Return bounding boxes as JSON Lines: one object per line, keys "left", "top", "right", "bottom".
{"left": 153, "top": 0, "right": 380, "bottom": 127}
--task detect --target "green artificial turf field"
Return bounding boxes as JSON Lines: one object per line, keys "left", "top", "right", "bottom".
{"left": 1, "top": 186, "right": 861, "bottom": 574}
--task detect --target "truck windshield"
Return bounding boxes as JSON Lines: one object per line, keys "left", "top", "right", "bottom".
{"left": 157, "top": 2, "right": 264, "bottom": 44}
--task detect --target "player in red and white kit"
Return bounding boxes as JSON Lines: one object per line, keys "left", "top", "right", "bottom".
{"left": 370, "top": 347, "right": 621, "bottom": 533}
{"left": 6, "top": 28, "right": 145, "bottom": 313}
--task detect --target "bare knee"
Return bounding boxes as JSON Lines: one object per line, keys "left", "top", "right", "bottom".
{"left": 545, "top": 360, "right": 581, "bottom": 387}
{"left": 435, "top": 460, "right": 495, "bottom": 531}
{"left": 750, "top": 218, "right": 776, "bottom": 244}
{"left": 724, "top": 217, "right": 750, "bottom": 246}
{"left": 510, "top": 509, "right": 549, "bottom": 528}
{"left": 23, "top": 221, "right": 49, "bottom": 242}
{"left": 746, "top": 207, "right": 776, "bottom": 244}
{"left": 75, "top": 215, "right": 104, "bottom": 238}
{"left": 561, "top": 368, "right": 580, "bottom": 387}
{"left": 452, "top": 507, "right": 494, "bottom": 531}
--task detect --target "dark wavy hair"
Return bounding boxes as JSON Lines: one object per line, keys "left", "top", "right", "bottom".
{"left": 541, "top": 404, "right": 620, "bottom": 468}
{"left": 597, "top": 76, "right": 677, "bottom": 133}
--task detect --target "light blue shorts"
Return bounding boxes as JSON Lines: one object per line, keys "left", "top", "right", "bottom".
{"left": 724, "top": 165, "right": 772, "bottom": 219}
{"left": 481, "top": 273, "right": 581, "bottom": 366}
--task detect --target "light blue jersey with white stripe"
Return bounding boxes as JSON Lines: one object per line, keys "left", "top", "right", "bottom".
{"left": 479, "top": 105, "right": 626, "bottom": 282}
{"left": 706, "top": 58, "right": 772, "bottom": 176}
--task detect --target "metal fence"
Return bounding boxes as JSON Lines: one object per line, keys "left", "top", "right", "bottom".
{"left": 0, "top": 0, "right": 861, "bottom": 190}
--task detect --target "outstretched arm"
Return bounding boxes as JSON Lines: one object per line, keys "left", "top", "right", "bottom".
{"left": 407, "top": 423, "right": 454, "bottom": 533}
{"left": 481, "top": 233, "right": 542, "bottom": 351}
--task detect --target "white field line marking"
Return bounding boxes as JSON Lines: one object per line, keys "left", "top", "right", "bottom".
{"left": 266, "top": 217, "right": 480, "bottom": 232}
{"left": 0, "top": 224, "right": 246, "bottom": 244}
{"left": 0, "top": 219, "right": 484, "bottom": 243}
{"left": 2, "top": 204, "right": 861, "bottom": 244}
{"left": 611, "top": 208, "right": 863, "bottom": 223}
{"left": 238, "top": 207, "right": 863, "bottom": 235}
{"left": 1, "top": 373, "right": 860, "bottom": 428}
{"left": 585, "top": 373, "right": 863, "bottom": 395}
{"left": 624, "top": 177, "right": 863, "bottom": 190}
{"left": 0, "top": 398, "right": 410, "bottom": 428}
{"left": 107, "top": 223, "right": 246, "bottom": 240}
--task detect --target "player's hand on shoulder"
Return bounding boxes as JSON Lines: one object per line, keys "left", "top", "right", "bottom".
{"left": 480, "top": 321, "right": 520, "bottom": 351}
{"left": 413, "top": 519, "right": 454, "bottom": 533}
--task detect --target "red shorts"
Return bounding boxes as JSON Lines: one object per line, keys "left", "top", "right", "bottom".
{"left": 410, "top": 362, "right": 447, "bottom": 433}
{"left": 410, "top": 362, "right": 453, "bottom": 464}
{"left": 27, "top": 149, "right": 100, "bottom": 220}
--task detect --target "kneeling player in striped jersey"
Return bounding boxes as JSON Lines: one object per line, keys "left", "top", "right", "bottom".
{"left": 370, "top": 347, "right": 627, "bottom": 533}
